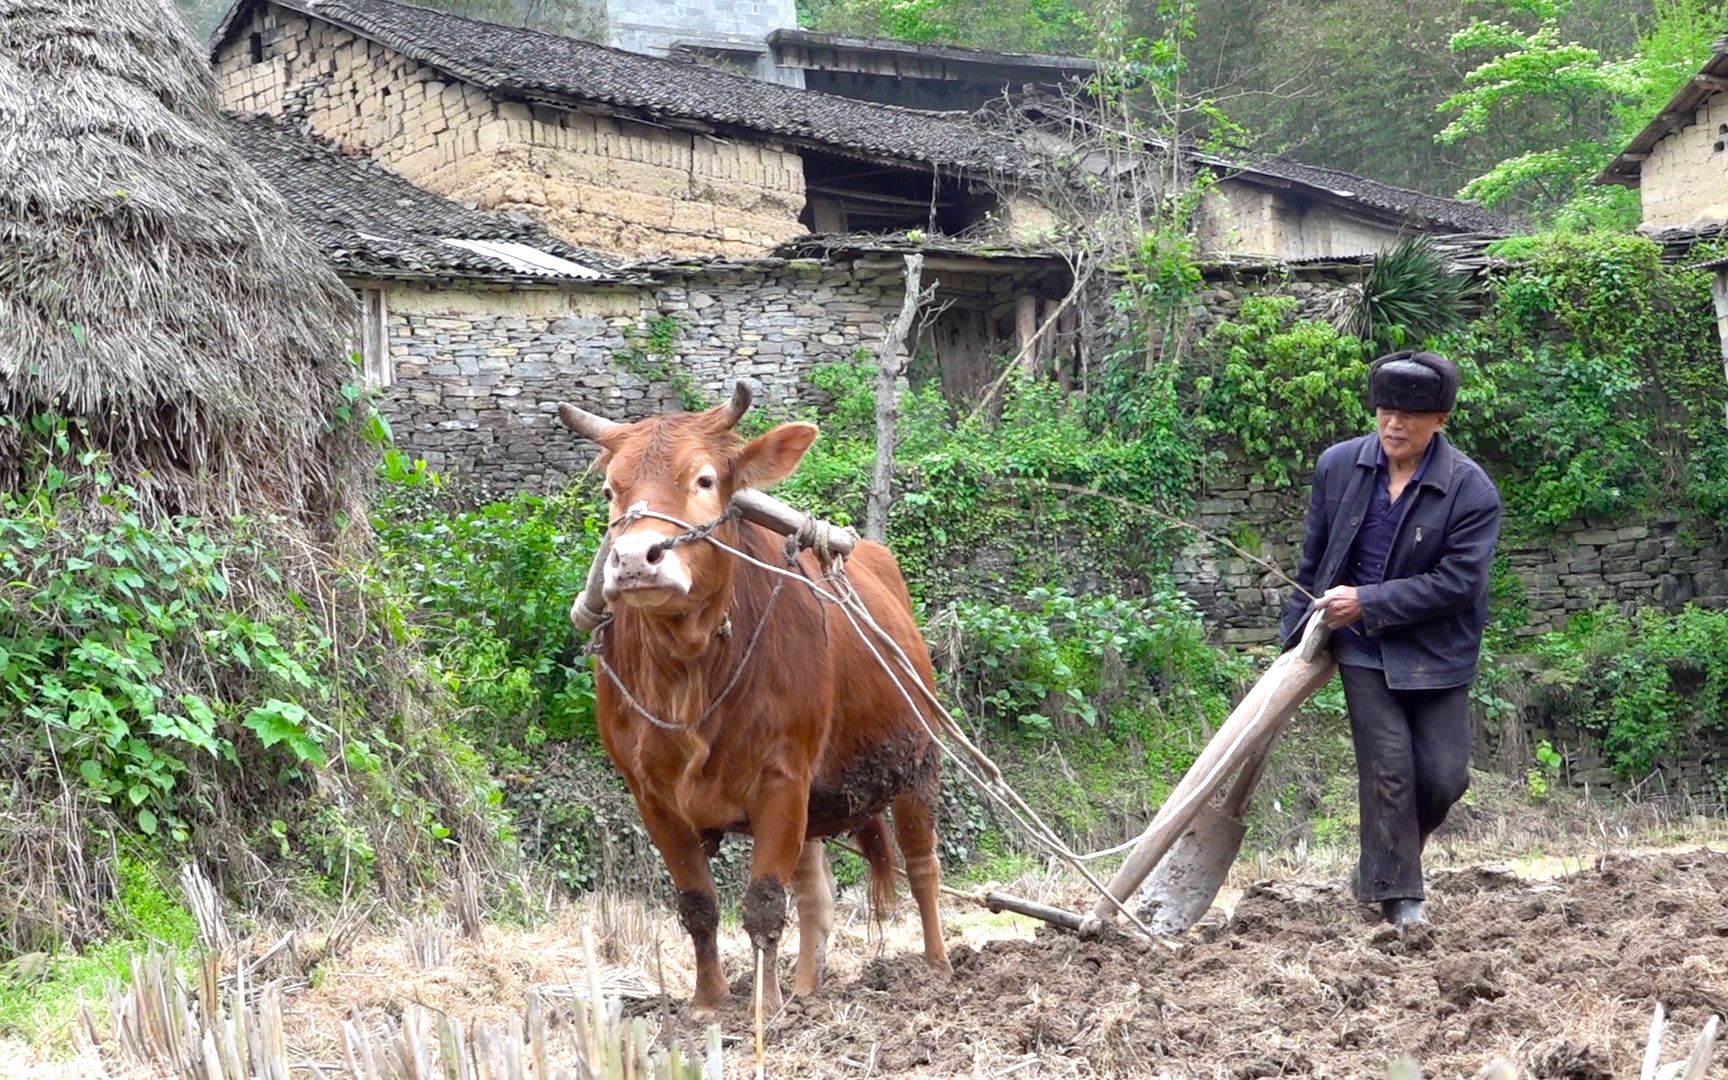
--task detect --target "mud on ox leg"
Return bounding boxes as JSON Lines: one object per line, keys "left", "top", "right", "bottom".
{"left": 742, "top": 772, "right": 811, "bottom": 1014}
{"left": 636, "top": 801, "right": 730, "bottom": 1017}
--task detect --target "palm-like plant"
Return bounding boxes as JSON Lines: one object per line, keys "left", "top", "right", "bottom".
{"left": 1332, "top": 235, "right": 1480, "bottom": 353}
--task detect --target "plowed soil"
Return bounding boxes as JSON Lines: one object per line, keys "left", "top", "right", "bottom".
{"left": 695, "top": 849, "right": 1728, "bottom": 1078}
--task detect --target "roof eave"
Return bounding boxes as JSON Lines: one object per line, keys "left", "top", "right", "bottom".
{"left": 1597, "top": 45, "right": 1728, "bottom": 183}
{"left": 208, "top": 0, "right": 259, "bottom": 57}
{"left": 1210, "top": 162, "right": 1500, "bottom": 236}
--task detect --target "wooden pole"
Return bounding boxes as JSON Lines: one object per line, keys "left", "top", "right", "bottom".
{"left": 864, "top": 254, "right": 925, "bottom": 543}
{"left": 1711, "top": 271, "right": 1728, "bottom": 432}
{"left": 1015, "top": 294, "right": 1038, "bottom": 374}
{"left": 979, "top": 890, "right": 1086, "bottom": 932}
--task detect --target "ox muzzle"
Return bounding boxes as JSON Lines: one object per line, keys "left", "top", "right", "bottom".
{"left": 603, "top": 526, "right": 694, "bottom": 605}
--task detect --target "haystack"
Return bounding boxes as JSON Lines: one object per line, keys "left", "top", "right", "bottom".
{"left": 0, "top": 0, "right": 365, "bottom": 523}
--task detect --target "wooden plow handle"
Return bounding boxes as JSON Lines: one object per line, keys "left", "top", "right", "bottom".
{"left": 1081, "top": 611, "right": 1337, "bottom": 931}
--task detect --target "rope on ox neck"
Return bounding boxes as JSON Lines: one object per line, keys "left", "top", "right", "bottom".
{"left": 593, "top": 508, "right": 1165, "bottom": 940}
{"left": 588, "top": 502, "right": 785, "bottom": 734}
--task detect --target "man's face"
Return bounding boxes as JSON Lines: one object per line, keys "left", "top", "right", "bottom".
{"left": 1375, "top": 407, "right": 1449, "bottom": 466}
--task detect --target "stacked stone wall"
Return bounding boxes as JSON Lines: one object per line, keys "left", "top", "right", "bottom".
{"left": 214, "top": 2, "right": 805, "bottom": 258}
{"left": 375, "top": 261, "right": 902, "bottom": 492}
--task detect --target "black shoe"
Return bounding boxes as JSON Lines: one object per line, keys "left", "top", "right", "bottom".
{"left": 1381, "top": 898, "right": 1428, "bottom": 927}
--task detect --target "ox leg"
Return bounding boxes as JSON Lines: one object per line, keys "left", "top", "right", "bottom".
{"left": 743, "top": 774, "right": 809, "bottom": 1015}
{"left": 637, "top": 802, "right": 729, "bottom": 1018}
{"left": 790, "top": 839, "right": 835, "bottom": 997}
{"left": 890, "top": 791, "right": 952, "bottom": 975}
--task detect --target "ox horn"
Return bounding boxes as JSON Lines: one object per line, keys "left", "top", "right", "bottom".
{"left": 557, "top": 402, "right": 620, "bottom": 441}
{"left": 719, "top": 381, "right": 753, "bottom": 428}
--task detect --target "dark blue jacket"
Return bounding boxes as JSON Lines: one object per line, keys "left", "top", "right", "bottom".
{"left": 1280, "top": 432, "right": 1502, "bottom": 690}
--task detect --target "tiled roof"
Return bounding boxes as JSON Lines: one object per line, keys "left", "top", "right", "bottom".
{"left": 225, "top": 111, "right": 618, "bottom": 282}
{"left": 1208, "top": 154, "right": 1509, "bottom": 235}
{"left": 767, "top": 29, "right": 1095, "bottom": 74}
{"left": 212, "top": 0, "right": 1036, "bottom": 175}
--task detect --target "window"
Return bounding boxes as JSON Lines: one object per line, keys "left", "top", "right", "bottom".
{"left": 359, "top": 288, "right": 392, "bottom": 388}
{"left": 248, "top": 32, "right": 264, "bottom": 64}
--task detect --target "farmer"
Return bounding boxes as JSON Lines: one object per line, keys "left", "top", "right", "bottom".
{"left": 1281, "top": 350, "right": 1502, "bottom": 929}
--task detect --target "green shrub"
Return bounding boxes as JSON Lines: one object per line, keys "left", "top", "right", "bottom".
{"left": 1441, "top": 233, "right": 1726, "bottom": 531}
{"left": 1523, "top": 605, "right": 1728, "bottom": 779}
{"left": 775, "top": 362, "right": 1197, "bottom": 607}
{"left": 1189, "top": 295, "right": 1373, "bottom": 488}
{"left": 938, "top": 583, "right": 1251, "bottom": 739}
{"left": 0, "top": 436, "right": 505, "bottom": 950}
{"left": 373, "top": 470, "right": 604, "bottom": 748}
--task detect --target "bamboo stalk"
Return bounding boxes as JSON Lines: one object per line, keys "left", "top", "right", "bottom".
{"left": 1680, "top": 1014, "right": 1720, "bottom": 1080}
{"left": 1644, "top": 1003, "right": 1667, "bottom": 1080}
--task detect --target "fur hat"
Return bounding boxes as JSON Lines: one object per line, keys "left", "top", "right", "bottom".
{"left": 1369, "top": 350, "right": 1459, "bottom": 414}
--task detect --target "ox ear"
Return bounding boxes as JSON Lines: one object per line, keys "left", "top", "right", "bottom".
{"left": 733, "top": 422, "right": 818, "bottom": 490}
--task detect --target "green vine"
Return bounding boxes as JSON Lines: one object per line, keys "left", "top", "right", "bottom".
{"left": 614, "top": 315, "right": 707, "bottom": 411}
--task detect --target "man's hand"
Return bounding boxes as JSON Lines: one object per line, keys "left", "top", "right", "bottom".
{"left": 1315, "top": 585, "right": 1363, "bottom": 629}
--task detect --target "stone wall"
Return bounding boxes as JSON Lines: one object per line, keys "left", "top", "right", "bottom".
{"left": 215, "top": 2, "right": 806, "bottom": 258}
{"left": 375, "top": 260, "right": 903, "bottom": 491}
{"left": 1177, "top": 478, "right": 1728, "bottom": 647}
{"left": 1637, "top": 90, "right": 1728, "bottom": 231}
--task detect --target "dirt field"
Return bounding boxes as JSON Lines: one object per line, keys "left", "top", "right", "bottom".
{"left": 23, "top": 846, "right": 1728, "bottom": 1079}
{"left": 722, "top": 848, "right": 1728, "bottom": 1078}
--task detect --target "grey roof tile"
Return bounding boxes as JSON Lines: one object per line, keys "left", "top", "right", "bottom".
{"left": 225, "top": 111, "right": 619, "bottom": 282}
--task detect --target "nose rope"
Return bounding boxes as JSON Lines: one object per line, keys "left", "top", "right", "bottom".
{"left": 607, "top": 501, "right": 743, "bottom": 551}
{"left": 587, "top": 501, "right": 779, "bottom": 733}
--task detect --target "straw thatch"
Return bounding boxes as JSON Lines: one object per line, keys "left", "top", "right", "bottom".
{"left": 0, "top": 0, "right": 366, "bottom": 523}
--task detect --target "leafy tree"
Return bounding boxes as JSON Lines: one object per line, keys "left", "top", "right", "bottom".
{"left": 1437, "top": 0, "right": 1726, "bottom": 221}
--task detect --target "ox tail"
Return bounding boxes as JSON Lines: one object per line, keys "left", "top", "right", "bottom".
{"left": 853, "top": 816, "right": 899, "bottom": 924}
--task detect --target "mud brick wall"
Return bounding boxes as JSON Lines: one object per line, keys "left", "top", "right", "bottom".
{"left": 1634, "top": 89, "right": 1728, "bottom": 232}
{"left": 375, "top": 260, "right": 903, "bottom": 492}
{"left": 215, "top": 2, "right": 805, "bottom": 258}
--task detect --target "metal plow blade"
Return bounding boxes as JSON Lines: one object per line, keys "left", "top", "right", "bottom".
{"left": 1134, "top": 805, "right": 1248, "bottom": 934}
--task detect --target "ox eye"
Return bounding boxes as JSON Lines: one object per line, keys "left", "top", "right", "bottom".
{"left": 602, "top": 486, "right": 614, "bottom": 502}
{"left": 697, "top": 475, "right": 715, "bottom": 490}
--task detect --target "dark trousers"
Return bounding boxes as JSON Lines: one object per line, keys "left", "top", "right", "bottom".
{"left": 1339, "top": 664, "right": 1472, "bottom": 902}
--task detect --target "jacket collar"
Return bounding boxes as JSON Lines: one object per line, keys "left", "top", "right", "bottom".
{"left": 1353, "top": 431, "right": 1457, "bottom": 494}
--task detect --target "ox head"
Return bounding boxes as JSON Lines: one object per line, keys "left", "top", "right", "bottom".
{"left": 558, "top": 384, "right": 817, "bottom": 613}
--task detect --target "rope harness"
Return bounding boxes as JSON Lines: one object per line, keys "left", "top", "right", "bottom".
{"left": 585, "top": 501, "right": 789, "bottom": 734}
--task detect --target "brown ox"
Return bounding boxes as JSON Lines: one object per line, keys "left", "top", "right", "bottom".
{"left": 557, "top": 386, "right": 950, "bottom": 1018}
